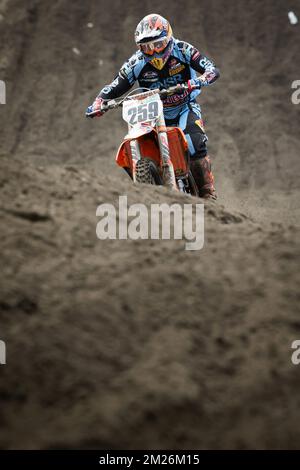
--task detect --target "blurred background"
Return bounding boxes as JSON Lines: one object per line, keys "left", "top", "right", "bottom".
{"left": 0, "top": 0, "right": 299, "bottom": 449}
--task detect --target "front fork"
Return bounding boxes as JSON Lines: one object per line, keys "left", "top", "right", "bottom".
{"left": 156, "top": 113, "right": 177, "bottom": 190}
{"left": 129, "top": 140, "right": 142, "bottom": 183}
{"left": 129, "top": 116, "right": 177, "bottom": 190}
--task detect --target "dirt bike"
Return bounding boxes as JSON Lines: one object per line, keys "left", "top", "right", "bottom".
{"left": 86, "top": 81, "right": 203, "bottom": 195}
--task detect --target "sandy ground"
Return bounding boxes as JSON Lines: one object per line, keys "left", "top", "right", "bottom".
{"left": 0, "top": 0, "right": 300, "bottom": 449}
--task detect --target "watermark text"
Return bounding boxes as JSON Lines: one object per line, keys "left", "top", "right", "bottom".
{"left": 96, "top": 196, "right": 204, "bottom": 250}
{"left": 0, "top": 340, "right": 6, "bottom": 365}
{"left": 0, "top": 80, "right": 6, "bottom": 104}
{"left": 291, "top": 340, "right": 300, "bottom": 365}
{"left": 291, "top": 80, "right": 300, "bottom": 104}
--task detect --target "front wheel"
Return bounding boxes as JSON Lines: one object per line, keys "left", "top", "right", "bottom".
{"left": 135, "top": 158, "right": 163, "bottom": 186}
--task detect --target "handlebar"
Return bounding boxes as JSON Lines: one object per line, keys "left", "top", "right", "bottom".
{"left": 159, "top": 82, "right": 192, "bottom": 99}
{"left": 86, "top": 80, "right": 202, "bottom": 117}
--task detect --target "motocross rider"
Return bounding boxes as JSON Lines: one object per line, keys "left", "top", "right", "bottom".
{"left": 86, "top": 14, "right": 220, "bottom": 199}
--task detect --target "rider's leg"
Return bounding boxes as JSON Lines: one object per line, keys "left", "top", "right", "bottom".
{"left": 179, "top": 104, "right": 216, "bottom": 199}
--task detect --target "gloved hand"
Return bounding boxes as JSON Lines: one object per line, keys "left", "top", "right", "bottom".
{"left": 86, "top": 97, "right": 105, "bottom": 118}
{"left": 187, "top": 77, "right": 204, "bottom": 92}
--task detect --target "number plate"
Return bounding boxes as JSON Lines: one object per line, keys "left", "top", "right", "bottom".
{"left": 123, "top": 94, "right": 163, "bottom": 126}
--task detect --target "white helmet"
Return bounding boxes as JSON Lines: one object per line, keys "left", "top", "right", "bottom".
{"left": 134, "top": 14, "right": 174, "bottom": 69}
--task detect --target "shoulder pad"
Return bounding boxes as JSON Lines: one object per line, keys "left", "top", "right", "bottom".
{"left": 173, "top": 39, "right": 196, "bottom": 62}
{"left": 119, "top": 51, "right": 145, "bottom": 84}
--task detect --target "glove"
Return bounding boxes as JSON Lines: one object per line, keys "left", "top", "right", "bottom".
{"left": 187, "top": 77, "right": 204, "bottom": 92}
{"left": 86, "top": 97, "right": 105, "bottom": 118}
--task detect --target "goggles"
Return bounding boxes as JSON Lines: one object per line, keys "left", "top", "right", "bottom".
{"left": 139, "top": 37, "right": 169, "bottom": 56}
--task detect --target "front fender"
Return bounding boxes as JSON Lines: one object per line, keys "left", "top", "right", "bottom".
{"left": 125, "top": 124, "right": 155, "bottom": 140}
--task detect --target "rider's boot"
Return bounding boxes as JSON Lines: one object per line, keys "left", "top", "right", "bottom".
{"left": 190, "top": 155, "right": 217, "bottom": 200}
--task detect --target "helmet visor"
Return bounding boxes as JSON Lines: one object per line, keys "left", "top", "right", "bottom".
{"left": 139, "top": 37, "right": 169, "bottom": 56}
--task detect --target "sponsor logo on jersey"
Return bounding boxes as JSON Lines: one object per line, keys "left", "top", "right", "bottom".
{"left": 142, "top": 71, "right": 159, "bottom": 81}
{"left": 169, "top": 59, "right": 177, "bottom": 67}
{"left": 168, "top": 58, "right": 185, "bottom": 76}
{"left": 148, "top": 74, "right": 183, "bottom": 90}
{"left": 199, "top": 57, "right": 214, "bottom": 71}
{"left": 163, "top": 89, "right": 189, "bottom": 107}
{"left": 102, "top": 77, "right": 120, "bottom": 95}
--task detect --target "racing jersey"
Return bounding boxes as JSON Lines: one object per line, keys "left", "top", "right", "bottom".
{"left": 98, "top": 39, "right": 220, "bottom": 120}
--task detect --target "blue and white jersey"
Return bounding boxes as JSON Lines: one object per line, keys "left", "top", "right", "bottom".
{"left": 99, "top": 39, "right": 220, "bottom": 120}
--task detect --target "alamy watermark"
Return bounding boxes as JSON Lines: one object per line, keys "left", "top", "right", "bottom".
{"left": 291, "top": 80, "right": 300, "bottom": 105}
{"left": 0, "top": 340, "right": 6, "bottom": 365}
{"left": 0, "top": 80, "right": 6, "bottom": 104}
{"left": 291, "top": 340, "right": 300, "bottom": 365}
{"left": 96, "top": 195, "right": 204, "bottom": 251}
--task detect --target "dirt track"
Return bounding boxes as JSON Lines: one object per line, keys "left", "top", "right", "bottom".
{"left": 0, "top": 0, "right": 300, "bottom": 449}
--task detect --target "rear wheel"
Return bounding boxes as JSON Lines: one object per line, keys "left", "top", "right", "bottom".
{"left": 177, "top": 171, "right": 199, "bottom": 196}
{"left": 135, "top": 158, "right": 163, "bottom": 185}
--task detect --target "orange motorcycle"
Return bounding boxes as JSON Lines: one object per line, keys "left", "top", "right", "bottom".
{"left": 87, "top": 82, "right": 202, "bottom": 195}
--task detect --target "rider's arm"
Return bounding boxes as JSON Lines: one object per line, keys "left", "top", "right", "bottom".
{"left": 190, "top": 49, "right": 220, "bottom": 86}
{"left": 97, "top": 51, "right": 144, "bottom": 100}
{"left": 178, "top": 41, "right": 220, "bottom": 86}
{"left": 86, "top": 53, "right": 141, "bottom": 116}
{"left": 98, "top": 73, "right": 133, "bottom": 100}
